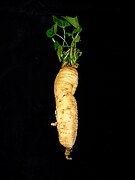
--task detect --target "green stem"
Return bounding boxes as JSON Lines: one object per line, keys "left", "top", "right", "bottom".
{"left": 64, "top": 49, "right": 70, "bottom": 59}
{"left": 63, "top": 28, "right": 65, "bottom": 46}
{"left": 56, "top": 34, "right": 69, "bottom": 47}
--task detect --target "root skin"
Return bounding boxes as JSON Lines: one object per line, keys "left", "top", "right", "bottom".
{"left": 52, "top": 66, "right": 78, "bottom": 160}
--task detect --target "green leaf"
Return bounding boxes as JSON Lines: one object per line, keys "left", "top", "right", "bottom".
{"left": 74, "top": 35, "right": 80, "bottom": 42}
{"left": 46, "top": 24, "right": 57, "bottom": 38}
{"left": 65, "top": 32, "right": 72, "bottom": 36}
{"left": 53, "top": 23, "right": 57, "bottom": 34}
{"left": 72, "top": 26, "right": 82, "bottom": 34}
{"left": 52, "top": 15, "right": 71, "bottom": 28}
{"left": 62, "top": 16, "right": 80, "bottom": 28}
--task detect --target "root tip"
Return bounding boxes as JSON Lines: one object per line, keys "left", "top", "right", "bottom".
{"left": 65, "top": 148, "right": 72, "bottom": 160}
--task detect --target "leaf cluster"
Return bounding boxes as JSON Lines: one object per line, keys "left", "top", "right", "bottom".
{"left": 46, "top": 15, "right": 82, "bottom": 67}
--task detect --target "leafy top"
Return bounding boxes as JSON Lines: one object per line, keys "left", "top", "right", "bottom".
{"left": 46, "top": 15, "right": 82, "bottom": 68}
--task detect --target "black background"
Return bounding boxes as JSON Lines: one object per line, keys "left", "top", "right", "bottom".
{"left": 0, "top": 1, "right": 133, "bottom": 179}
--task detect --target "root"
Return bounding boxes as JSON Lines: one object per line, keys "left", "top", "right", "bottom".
{"left": 51, "top": 122, "right": 57, "bottom": 126}
{"left": 65, "top": 147, "right": 72, "bottom": 160}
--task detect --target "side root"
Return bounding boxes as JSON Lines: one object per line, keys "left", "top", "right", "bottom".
{"left": 51, "top": 122, "right": 57, "bottom": 126}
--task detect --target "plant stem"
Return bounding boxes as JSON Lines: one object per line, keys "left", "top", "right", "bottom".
{"left": 56, "top": 34, "right": 69, "bottom": 47}
{"left": 63, "top": 28, "right": 65, "bottom": 46}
